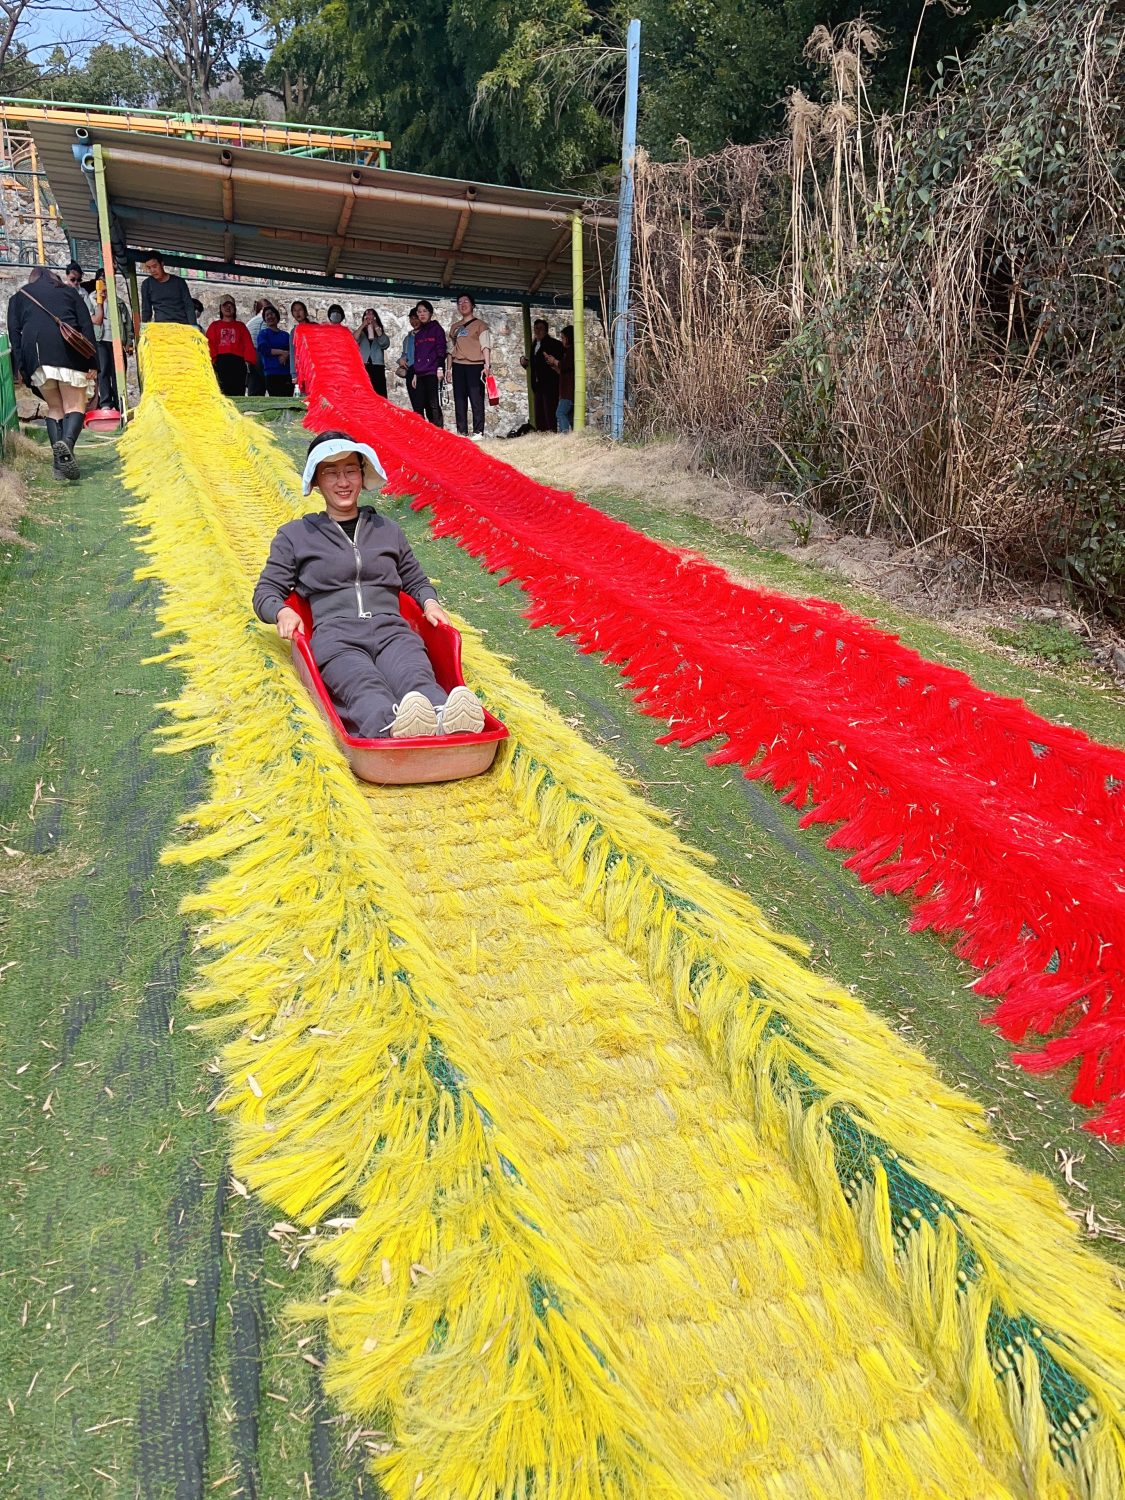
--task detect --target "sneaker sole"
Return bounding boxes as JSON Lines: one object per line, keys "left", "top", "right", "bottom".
{"left": 390, "top": 694, "right": 439, "bottom": 738}
{"left": 441, "top": 688, "right": 485, "bottom": 736}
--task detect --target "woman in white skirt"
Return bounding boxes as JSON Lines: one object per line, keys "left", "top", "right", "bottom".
{"left": 7, "top": 266, "right": 96, "bottom": 480}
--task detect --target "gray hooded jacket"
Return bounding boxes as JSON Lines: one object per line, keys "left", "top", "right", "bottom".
{"left": 252, "top": 507, "right": 438, "bottom": 627}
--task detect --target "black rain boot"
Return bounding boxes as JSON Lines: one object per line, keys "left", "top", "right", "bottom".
{"left": 46, "top": 417, "right": 68, "bottom": 479}
{"left": 56, "top": 411, "right": 83, "bottom": 482}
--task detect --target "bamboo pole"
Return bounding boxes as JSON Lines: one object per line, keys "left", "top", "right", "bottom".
{"left": 571, "top": 213, "right": 586, "bottom": 431}
{"left": 29, "top": 140, "right": 44, "bottom": 261}
{"left": 91, "top": 146, "right": 127, "bottom": 423}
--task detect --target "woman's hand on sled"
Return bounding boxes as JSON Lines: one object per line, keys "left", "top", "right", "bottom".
{"left": 276, "top": 606, "right": 304, "bottom": 640}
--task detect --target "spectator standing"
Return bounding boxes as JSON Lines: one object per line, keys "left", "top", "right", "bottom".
{"left": 396, "top": 307, "right": 425, "bottom": 415}
{"left": 245, "top": 299, "right": 269, "bottom": 396}
{"left": 7, "top": 264, "right": 96, "bottom": 480}
{"left": 92, "top": 266, "right": 132, "bottom": 410}
{"left": 290, "top": 301, "right": 313, "bottom": 326}
{"left": 446, "top": 293, "right": 491, "bottom": 440}
{"left": 206, "top": 296, "right": 258, "bottom": 397}
{"left": 546, "top": 325, "right": 576, "bottom": 432}
{"left": 140, "top": 253, "right": 197, "bottom": 325}
{"left": 410, "top": 301, "right": 446, "bottom": 426}
{"left": 65, "top": 261, "right": 106, "bottom": 403}
{"left": 356, "top": 309, "right": 391, "bottom": 397}
{"left": 256, "top": 305, "right": 293, "bottom": 396}
{"left": 326, "top": 303, "right": 346, "bottom": 325}
{"left": 520, "top": 318, "right": 563, "bottom": 431}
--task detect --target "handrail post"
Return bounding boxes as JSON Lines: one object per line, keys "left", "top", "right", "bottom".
{"left": 609, "top": 17, "right": 641, "bottom": 442}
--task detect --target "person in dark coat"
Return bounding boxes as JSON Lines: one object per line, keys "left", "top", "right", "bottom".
{"left": 520, "top": 318, "right": 564, "bottom": 431}
{"left": 6, "top": 264, "right": 96, "bottom": 480}
{"left": 253, "top": 431, "right": 485, "bottom": 738}
{"left": 409, "top": 300, "right": 446, "bottom": 427}
{"left": 546, "top": 324, "right": 576, "bottom": 431}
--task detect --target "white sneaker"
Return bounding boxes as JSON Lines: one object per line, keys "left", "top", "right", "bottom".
{"left": 390, "top": 692, "right": 439, "bottom": 737}
{"left": 440, "top": 686, "right": 485, "bottom": 736}
{"left": 470, "top": 432, "right": 484, "bottom": 442}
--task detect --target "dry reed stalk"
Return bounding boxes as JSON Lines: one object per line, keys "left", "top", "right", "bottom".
{"left": 625, "top": 5, "right": 1123, "bottom": 613}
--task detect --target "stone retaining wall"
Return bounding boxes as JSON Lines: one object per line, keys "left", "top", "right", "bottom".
{"left": 1, "top": 266, "right": 608, "bottom": 434}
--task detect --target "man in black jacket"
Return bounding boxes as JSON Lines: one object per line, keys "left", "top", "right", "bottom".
{"left": 519, "top": 318, "right": 564, "bottom": 431}
{"left": 139, "top": 253, "right": 197, "bottom": 325}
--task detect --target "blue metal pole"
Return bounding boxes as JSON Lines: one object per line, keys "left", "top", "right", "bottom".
{"left": 610, "top": 17, "right": 641, "bottom": 442}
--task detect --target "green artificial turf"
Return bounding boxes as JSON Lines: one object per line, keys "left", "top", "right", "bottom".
{"left": 0, "top": 436, "right": 374, "bottom": 1498}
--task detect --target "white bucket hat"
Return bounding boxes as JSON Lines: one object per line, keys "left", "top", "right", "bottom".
{"left": 301, "top": 435, "right": 387, "bottom": 496}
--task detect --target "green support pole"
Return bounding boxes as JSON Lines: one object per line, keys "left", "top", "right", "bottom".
{"left": 522, "top": 303, "right": 534, "bottom": 425}
{"left": 90, "top": 146, "right": 127, "bottom": 424}
{"left": 127, "top": 264, "right": 141, "bottom": 341}
{"left": 571, "top": 212, "right": 586, "bottom": 432}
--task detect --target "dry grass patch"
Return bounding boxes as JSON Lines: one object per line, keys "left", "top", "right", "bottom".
{"left": 0, "top": 432, "right": 50, "bottom": 544}
{"left": 484, "top": 429, "right": 815, "bottom": 548}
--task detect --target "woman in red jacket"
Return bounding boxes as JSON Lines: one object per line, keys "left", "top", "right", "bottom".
{"left": 206, "top": 297, "right": 258, "bottom": 396}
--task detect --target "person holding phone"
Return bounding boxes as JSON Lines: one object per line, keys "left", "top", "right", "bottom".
{"left": 356, "top": 309, "right": 391, "bottom": 397}
{"left": 545, "top": 325, "right": 576, "bottom": 432}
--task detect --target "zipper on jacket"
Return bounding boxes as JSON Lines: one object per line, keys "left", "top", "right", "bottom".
{"left": 334, "top": 513, "right": 371, "bottom": 618}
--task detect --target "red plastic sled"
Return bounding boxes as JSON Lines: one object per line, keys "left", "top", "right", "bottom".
{"left": 84, "top": 407, "right": 122, "bottom": 432}
{"left": 284, "top": 592, "right": 507, "bottom": 785}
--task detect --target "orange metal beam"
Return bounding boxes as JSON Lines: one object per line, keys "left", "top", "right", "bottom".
{"left": 0, "top": 102, "right": 390, "bottom": 154}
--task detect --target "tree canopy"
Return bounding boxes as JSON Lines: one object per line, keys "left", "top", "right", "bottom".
{"left": 339, "top": 0, "right": 1014, "bottom": 185}
{"left": 0, "top": 1, "right": 1015, "bottom": 184}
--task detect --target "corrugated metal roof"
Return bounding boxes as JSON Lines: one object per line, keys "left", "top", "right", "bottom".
{"left": 29, "top": 121, "right": 615, "bottom": 305}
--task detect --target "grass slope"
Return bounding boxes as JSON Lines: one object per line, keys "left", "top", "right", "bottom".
{"left": 0, "top": 437, "right": 374, "bottom": 1498}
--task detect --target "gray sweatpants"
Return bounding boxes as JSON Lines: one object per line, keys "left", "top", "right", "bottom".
{"left": 312, "top": 617, "right": 445, "bottom": 737}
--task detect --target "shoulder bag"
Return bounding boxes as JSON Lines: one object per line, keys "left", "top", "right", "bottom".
{"left": 17, "top": 286, "right": 97, "bottom": 364}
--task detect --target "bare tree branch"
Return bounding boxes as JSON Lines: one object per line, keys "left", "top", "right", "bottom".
{"left": 86, "top": 0, "right": 246, "bottom": 110}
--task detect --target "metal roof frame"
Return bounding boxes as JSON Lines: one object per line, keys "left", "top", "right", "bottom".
{"left": 27, "top": 119, "right": 616, "bottom": 306}
{"left": 145, "top": 250, "right": 601, "bottom": 314}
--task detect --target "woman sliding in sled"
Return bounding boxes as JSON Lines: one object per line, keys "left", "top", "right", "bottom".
{"left": 253, "top": 431, "right": 485, "bottom": 738}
